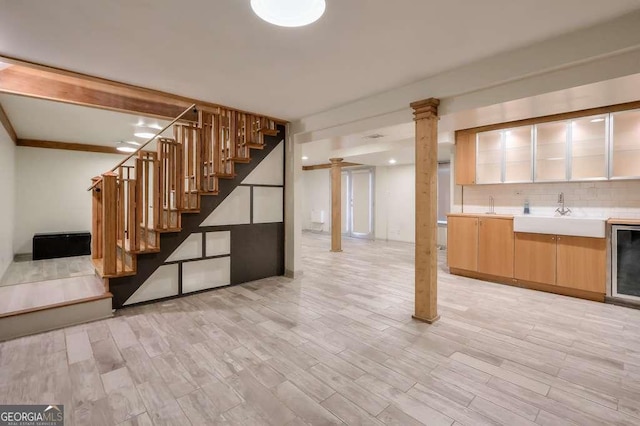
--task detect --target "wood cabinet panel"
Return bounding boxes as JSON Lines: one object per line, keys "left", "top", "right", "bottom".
{"left": 514, "top": 232, "right": 556, "bottom": 285}
{"left": 455, "top": 132, "right": 476, "bottom": 185}
{"left": 447, "top": 216, "right": 478, "bottom": 271}
{"left": 478, "top": 218, "right": 514, "bottom": 278}
{"left": 556, "top": 236, "right": 606, "bottom": 293}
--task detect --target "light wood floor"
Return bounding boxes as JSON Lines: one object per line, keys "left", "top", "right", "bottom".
{"left": 1, "top": 232, "right": 640, "bottom": 425}
{"left": 0, "top": 255, "right": 94, "bottom": 287}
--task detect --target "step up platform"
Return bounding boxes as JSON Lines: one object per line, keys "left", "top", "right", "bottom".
{"left": 0, "top": 275, "right": 113, "bottom": 341}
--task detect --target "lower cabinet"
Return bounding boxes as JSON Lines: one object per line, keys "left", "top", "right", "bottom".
{"left": 448, "top": 215, "right": 607, "bottom": 300}
{"left": 515, "top": 232, "right": 606, "bottom": 294}
{"left": 478, "top": 217, "right": 514, "bottom": 278}
{"left": 514, "top": 233, "right": 557, "bottom": 285}
{"left": 447, "top": 215, "right": 514, "bottom": 278}
{"left": 447, "top": 216, "right": 478, "bottom": 271}
{"left": 556, "top": 235, "right": 606, "bottom": 293}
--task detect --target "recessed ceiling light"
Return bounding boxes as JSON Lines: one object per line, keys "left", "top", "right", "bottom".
{"left": 302, "top": 156, "right": 309, "bottom": 160}
{"left": 251, "top": 0, "right": 326, "bottom": 27}
{"left": 389, "top": 159, "right": 397, "bottom": 164}
{"left": 124, "top": 141, "right": 141, "bottom": 146}
{"left": 116, "top": 145, "right": 136, "bottom": 152}
{"left": 590, "top": 118, "right": 605, "bottom": 123}
{"left": 134, "top": 132, "right": 157, "bottom": 139}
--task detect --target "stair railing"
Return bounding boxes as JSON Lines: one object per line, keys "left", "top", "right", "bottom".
{"left": 89, "top": 102, "right": 276, "bottom": 279}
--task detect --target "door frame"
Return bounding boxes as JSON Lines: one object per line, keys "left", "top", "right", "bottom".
{"left": 341, "top": 166, "right": 375, "bottom": 240}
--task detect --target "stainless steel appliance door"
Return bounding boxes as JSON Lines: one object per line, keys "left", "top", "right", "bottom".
{"left": 612, "top": 225, "right": 640, "bottom": 301}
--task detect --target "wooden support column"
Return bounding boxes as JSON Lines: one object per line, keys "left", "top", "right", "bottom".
{"left": 330, "top": 158, "right": 343, "bottom": 252}
{"left": 411, "top": 98, "right": 440, "bottom": 324}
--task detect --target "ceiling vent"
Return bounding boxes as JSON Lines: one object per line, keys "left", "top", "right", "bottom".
{"left": 364, "top": 133, "right": 385, "bottom": 139}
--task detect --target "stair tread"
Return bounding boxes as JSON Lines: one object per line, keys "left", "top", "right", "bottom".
{"left": 117, "top": 239, "right": 160, "bottom": 254}
{"left": 92, "top": 257, "right": 136, "bottom": 278}
{"left": 140, "top": 225, "right": 182, "bottom": 233}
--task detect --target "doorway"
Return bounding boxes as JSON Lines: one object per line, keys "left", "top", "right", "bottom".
{"left": 341, "top": 167, "right": 375, "bottom": 239}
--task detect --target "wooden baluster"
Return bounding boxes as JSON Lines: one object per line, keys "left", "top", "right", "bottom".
{"left": 135, "top": 157, "right": 144, "bottom": 251}
{"left": 187, "top": 126, "right": 193, "bottom": 209}
{"left": 230, "top": 110, "right": 237, "bottom": 161}
{"left": 130, "top": 164, "right": 140, "bottom": 252}
{"left": 102, "top": 172, "right": 118, "bottom": 276}
{"left": 154, "top": 149, "right": 161, "bottom": 231}
{"left": 194, "top": 126, "right": 201, "bottom": 206}
{"left": 117, "top": 167, "right": 125, "bottom": 273}
{"left": 91, "top": 176, "right": 103, "bottom": 260}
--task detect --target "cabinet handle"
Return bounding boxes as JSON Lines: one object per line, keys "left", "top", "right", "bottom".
{"left": 551, "top": 237, "right": 555, "bottom": 241}
{"left": 557, "top": 237, "right": 561, "bottom": 241}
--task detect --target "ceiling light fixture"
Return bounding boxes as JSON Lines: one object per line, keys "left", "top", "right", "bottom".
{"left": 117, "top": 146, "right": 137, "bottom": 153}
{"left": 302, "top": 156, "right": 309, "bottom": 160}
{"left": 251, "top": 0, "right": 326, "bottom": 27}
{"left": 134, "top": 131, "right": 158, "bottom": 139}
{"left": 389, "top": 159, "right": 397, "bottom": 165}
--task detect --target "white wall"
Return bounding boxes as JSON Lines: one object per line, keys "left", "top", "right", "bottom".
{"left": 0, "top": 127, "right": 15, "bottom": 277}
{"left": 301, "top": 169, "right": 331, "bottom": 233}
{"left": 14, "top": 147, "right": 121, "bottom": 254}
{"left": 301, "top": 164, "right": 450, "bottom": 246}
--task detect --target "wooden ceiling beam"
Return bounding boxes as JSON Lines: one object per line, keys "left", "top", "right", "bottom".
{"left": 302, "top": 162, "right": 362, "bottom": 171}
{"left": 0, "top": 102, "right": 17, "bottom": 143}
{"left": 0, "top": 54, "right": 288, "bottom": 124}
{"left": 0, "top": 66, "right": 198, "bottom": 121}
{"left": 16, "top": 139, "right": 126, "bottom": 155}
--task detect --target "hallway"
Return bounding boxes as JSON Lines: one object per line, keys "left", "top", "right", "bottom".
{"left": 1, "top": 233, "right": 640, "bottom": 425}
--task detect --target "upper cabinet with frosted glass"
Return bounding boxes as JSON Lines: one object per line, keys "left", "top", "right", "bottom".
{"left": 611, "top": 109, "right": 640, "bottom": 179}
{"left": 455, "top": 105, "right": 640, "bottom": 185}
{"left": 475, "top": 126, "right": 533, "bottom": 184}
{"left": 570, "top": 115, "right": 607, "bottom": 181}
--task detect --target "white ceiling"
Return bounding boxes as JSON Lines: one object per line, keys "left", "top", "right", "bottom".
{"left": 302, "top": 72, "right": 640, "bottom": 167}
{"left": 1, "top": 1, "right": 639, "bottom": 120}
{"left": 0, "top": 94, "right": 172, "bottom": 147}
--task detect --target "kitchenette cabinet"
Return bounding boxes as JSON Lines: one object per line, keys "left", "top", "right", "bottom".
{"left": 478, "top": 217, "right": 514, "bottom": 277}
{"left": 447, "top": 214, "right": 514, "bottom": 278}
{"left": 454, "top": 131, "right": 476, "bottom": 185}
{"left": 556, "top": 235, "right": 606, "bottom": 293}
{"left": 514, "top": 232, "right": 557, "bottom": 285}
{"left": 448, "top": 214, "right": 607, "bottom": 301}
{"left": 514, "top": 232, "right": 605, "bottom": 293}
{"left": 447, "top": 215, "right": 478, "bottom": 271}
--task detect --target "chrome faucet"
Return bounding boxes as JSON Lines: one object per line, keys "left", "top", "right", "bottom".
{"left": 556, "top": 192, "right": 571, "bottom": 216}
{"left": 486, "top": 196, "right": 496, "bottom": 214}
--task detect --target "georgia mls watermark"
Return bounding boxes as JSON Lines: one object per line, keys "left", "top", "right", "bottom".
{"left": 0, "top": 405, "right": 64, "bottom": 426}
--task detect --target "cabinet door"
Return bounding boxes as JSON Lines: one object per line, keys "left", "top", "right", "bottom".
{"left": 455, "top": 132, "right": 476, "bottom": 185}
{"left": 514, "top": 233, "right": 556, "bottom": 285}
{"left": 556, "top": 236, "right": 606, "bottom": 293}
{"left": 447, "top": 216, "right": 478, "bottom": 271}
{"left": 478, "top": 218, "right": 514, "bottom": 278}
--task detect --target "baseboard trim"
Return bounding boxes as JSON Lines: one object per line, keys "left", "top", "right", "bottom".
{"left": 284, "top": 269, "right": 304, "bottom": 279}
{"left": 449, "top": 268, "right": 605, "bottom": 302}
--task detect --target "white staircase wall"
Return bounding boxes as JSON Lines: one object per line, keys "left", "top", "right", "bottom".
{"left": 242, "top": 142, "right": 283, "bottom": 186}
{"left": 124, "top": 264, "right": 179, "bottom": 305}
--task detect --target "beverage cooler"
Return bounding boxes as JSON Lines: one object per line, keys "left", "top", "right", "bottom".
{"left": 612, "top": 225, "right": 640, "bottom": 302}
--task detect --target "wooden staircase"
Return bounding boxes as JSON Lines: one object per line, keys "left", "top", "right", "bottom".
{"left": 90, "top": 107, "right": 279, "bottom": 286}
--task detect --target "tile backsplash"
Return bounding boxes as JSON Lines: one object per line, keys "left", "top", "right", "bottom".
{"left": 453, "top": 180, "right": 640, "bottom": 218}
